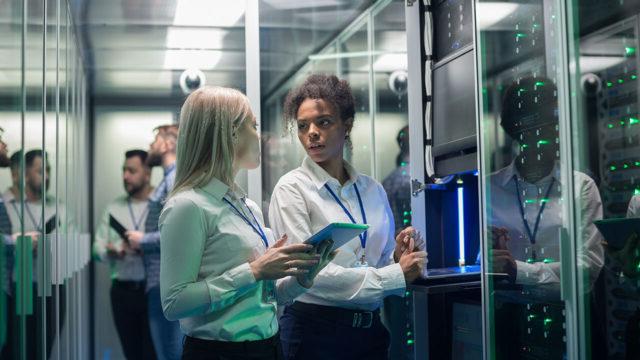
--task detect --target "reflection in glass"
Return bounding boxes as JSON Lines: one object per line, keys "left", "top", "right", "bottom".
{"left": 477, "top": 1, "right": 605, "bottom": 359}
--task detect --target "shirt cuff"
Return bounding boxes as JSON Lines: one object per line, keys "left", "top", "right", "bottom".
{"left": 228, "top": 262, "right": 257, "bottom": 290}
{"left": 278, "top": 277, "right": 308, "bottom": 305}
{"left": 515, "top": 260, "right": 538, "bottom": 285}
{"left": 379, "top": 263, "right": 406, "bottom": 296}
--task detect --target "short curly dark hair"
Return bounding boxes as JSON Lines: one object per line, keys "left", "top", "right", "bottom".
{"left": 283, "top": 74, "right": 356, "bottom": 133}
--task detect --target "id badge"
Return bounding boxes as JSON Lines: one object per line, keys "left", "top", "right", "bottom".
{"left": 524, "top": 244, "right": 540, "bottom": 263}
{"left": 262, "top": 280, "right": 276, "bottom": 303}
{"left": 353, "top": 254, "right": 369, "bottom": 268}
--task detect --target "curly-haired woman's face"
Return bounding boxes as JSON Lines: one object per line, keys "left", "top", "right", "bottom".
{"left": 296, "top": 98, "right": 352, "bottom": 165}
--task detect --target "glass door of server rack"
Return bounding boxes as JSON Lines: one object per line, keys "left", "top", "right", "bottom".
{"left": 567, "top": 2, "right": 640, "bottom": 359}
{"left": 475, "top": 1, "right": 586, "bottom": 359}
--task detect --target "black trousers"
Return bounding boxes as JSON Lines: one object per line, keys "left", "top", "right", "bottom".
{"left": 182, "top": 333, "right": 283, "bottom": 360}
{"left": 279, "top": 302, "right": 390, "bottom": 360}
{"left": 1, "top": 284, "right": 66, "bottom": 360}
{"left": 110, "top": 280, "right": 157, "bottom": 360}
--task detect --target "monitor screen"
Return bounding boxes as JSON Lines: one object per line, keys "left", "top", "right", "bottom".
{"left": 432, "top": 50, "right": 477, "bottom": 155}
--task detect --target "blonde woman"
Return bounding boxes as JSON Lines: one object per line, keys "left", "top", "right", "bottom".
{"left": 160, "top": 86, "right": 334, "bottom": 360}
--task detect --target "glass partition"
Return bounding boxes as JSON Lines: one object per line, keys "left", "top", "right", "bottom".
{"left": 567, "top": 3, "right": 640, "bottom": 359}
{"left": 475, "top": 1, "right": 581, "bottom": 359}
{"left": 0, "top": 1, "right": 89, "bottom": 359}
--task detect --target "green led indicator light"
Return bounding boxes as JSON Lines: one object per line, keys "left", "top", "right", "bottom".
{"left": 632, "top": 75, "right": 638, "bottom": 80}
{"left": 407, "top": 331, "right": 412, "bottom": 337}
{"left": 525, "top": 199, "right": 536, "bottom": 204}
{"left": 537, "top": 140, "right": 550, "bottom": 146}
{"left": 610, "top": 166, "right": 617, "bottom": 171}
{"left": 403, "top": 219, "right": 410, "bottom": 225}
{"left": 635, "top": 189, "right": 640, "bottom": 196}
{"left": 626, "top": 47, "right": 636, "bottom": 56}
{"left": 608, "top": 124, "right": 614, "bottom": 129}
{"left": 516, "top": 33, "right": 527, "bottom": 38}
{"left": 403, "top": 211, "right": 410, "bottom": 216}
{"left": 521, "top": 144, "right": 529, "bottom": 149}
{"left": 540, "top": 198, "right": 550, "bottom": 203}
{"left": 618, "top": 79, "right": 625, "bottom": 84}
{"left": 544, "top": 318, "right": 553, "bottom": 326}
{"left": 635, "top": 162, "right": 640, "bottom": 166}
{"left": 624, "top": 164, "right": 630, "bottom": 169}
{"left": 535, "top": 81, "right": 545, "bottom": 87}
{"left": 400, "top": 162, "right": 407, "bottom": 166}
{"left": 407, "top": 340, "right": 414, "bottom": 345}
{"left": 527, "top": 258, "right": 535, "bottom": 264}
{"left": 621, "top": 121, "right": 626, "bottom": 125}
{"left": 607, "top": 81, "right": 613, "bottom": 87}
{"left": 630, "top": 117, "right": 639, "bottom": 125}
{"left": 528, "top": 314, "right": 537, "bottom": 321}
{"left": 405, "top": 291, "right": 411, "bottom": 297}
{"left": 636, "top": 262, "right": 640, "bottom": 271}
{"left": 543, "top": 258, "right": 555, "bottom": 264}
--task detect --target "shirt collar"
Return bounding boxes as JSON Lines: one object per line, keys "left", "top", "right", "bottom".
{"left": 3, "top": 189, "right": 15, "bottom": 203}
{"left": 499, "top": 160, "right": 560, "bottom": 187}
{"left": 301, "top": 156, "right": 360, "bottom": 190}
{"left": 199, "top": 177, "right": 247, "bottom": 201}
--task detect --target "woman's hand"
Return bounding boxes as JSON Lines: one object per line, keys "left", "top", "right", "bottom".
{"left": 296, "top": 239, "right": 338, "bottom": 288}
{"left": 394, "top": 227, "right": 424, "bottom": 262}
{"left": 250, "top": 234, "right": 320, "bottom": 281}
{"left": 399, "top": 236, "right": 428, "bottom": 283}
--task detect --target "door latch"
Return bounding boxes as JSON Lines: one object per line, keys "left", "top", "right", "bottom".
{"left": 411, "top": 179, "right": 426, "bottom": 197}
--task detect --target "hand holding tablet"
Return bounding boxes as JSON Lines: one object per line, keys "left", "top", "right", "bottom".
{"left": 303, "top": 223, "right": 369, "bottom": 253}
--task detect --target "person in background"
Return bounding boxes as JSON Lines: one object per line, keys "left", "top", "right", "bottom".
{"left": 269, "top": 74, "right": 427, "bottom": 360}
{"left": 125, "top": 124, "right": 182, "bottom": 360}
{"left": 382, "top": 125, "right": 412, "bottom": 236}
{"left": 160, "top": 86, "right": 334, "bottom": 360}
{"left": 1, "top": 149, "right": 62, "bottom": 359}
{"left": 0, "top": 127, "right": 14, "bottom": 355}
{"left": 94, "top": 149, "right": 156, "bottom": 359}
{"left": 488, "top": 77, "right": 603, "bottom": 286}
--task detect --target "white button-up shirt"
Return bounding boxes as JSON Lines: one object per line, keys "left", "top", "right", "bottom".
{"left": 627, "top": 195, "right": 640, "bottom": 217}
{"left": 93, "top": 195, "right": 148, "bottom": 281}
{"left": 159, "top": 177, "right": 306, "bottom": 341}
{"left": 487, "top": 162, "right": 604, "bottom": 285}
{"left": 269, "top": 157, "right": 406, "bottom": 311}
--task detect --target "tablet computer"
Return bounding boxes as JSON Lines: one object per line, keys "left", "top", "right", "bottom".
{"left": 109, "top": 214, "right": 129, "bottom": 243}
{"left": 44, "top": 215, "right": 57, "bottom": 234}
{"left": 594, "top": 218, "right": 640, "bottom": 250}
{"left": 304, "top": 223, "right": 369, "bottom": 252}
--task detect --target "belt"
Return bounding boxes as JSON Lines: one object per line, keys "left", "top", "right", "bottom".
{"left": 289, "top": 301, "right": 380, "bottom": 329}
{"left": 184, "top": 333, "right": 280, "bottom": 352}
{"left": 112, "top": 279, "right": 146, "bottom": 291}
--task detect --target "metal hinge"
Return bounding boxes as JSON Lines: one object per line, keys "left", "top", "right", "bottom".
{"left": 411, "top": 179, "right": 426, "bottom": 197}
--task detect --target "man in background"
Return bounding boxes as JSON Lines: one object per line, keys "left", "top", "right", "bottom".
{"left": 94, "top": 150, "right": 156, "bottom": 359}
{"left": 125, "top": 125, "right": 182, "bottom": 360}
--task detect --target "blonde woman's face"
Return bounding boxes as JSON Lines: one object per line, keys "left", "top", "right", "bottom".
{"left": 234, "top": 115, "right": 261, "bottom": 170}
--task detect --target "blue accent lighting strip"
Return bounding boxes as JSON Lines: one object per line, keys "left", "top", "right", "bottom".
{"left": 457, "top": 186, "right": 466, "bottom": 266}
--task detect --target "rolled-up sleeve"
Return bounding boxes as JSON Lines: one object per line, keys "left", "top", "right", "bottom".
{"left": 160, "top": 198, "right": 257, "bottom": 321}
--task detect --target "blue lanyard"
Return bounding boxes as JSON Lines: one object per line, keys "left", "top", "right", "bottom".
{"left": 513, "top": 176, "right": 555, "bottom": 245}
{"left": 127, "top": 199, "right": 149, "bottom": 231}
{"left": 11, "top": 200, "right": 42, "bottom": 232}
{"left": 324, "top": 183, "right": 368, "bottom": 249}
{"left": 223, "top": 197, "right": 269, "bottom": 249}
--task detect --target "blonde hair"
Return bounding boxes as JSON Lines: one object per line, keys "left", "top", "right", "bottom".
{"left": 169, "top": 86, "right": 252, "bottom": 198}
